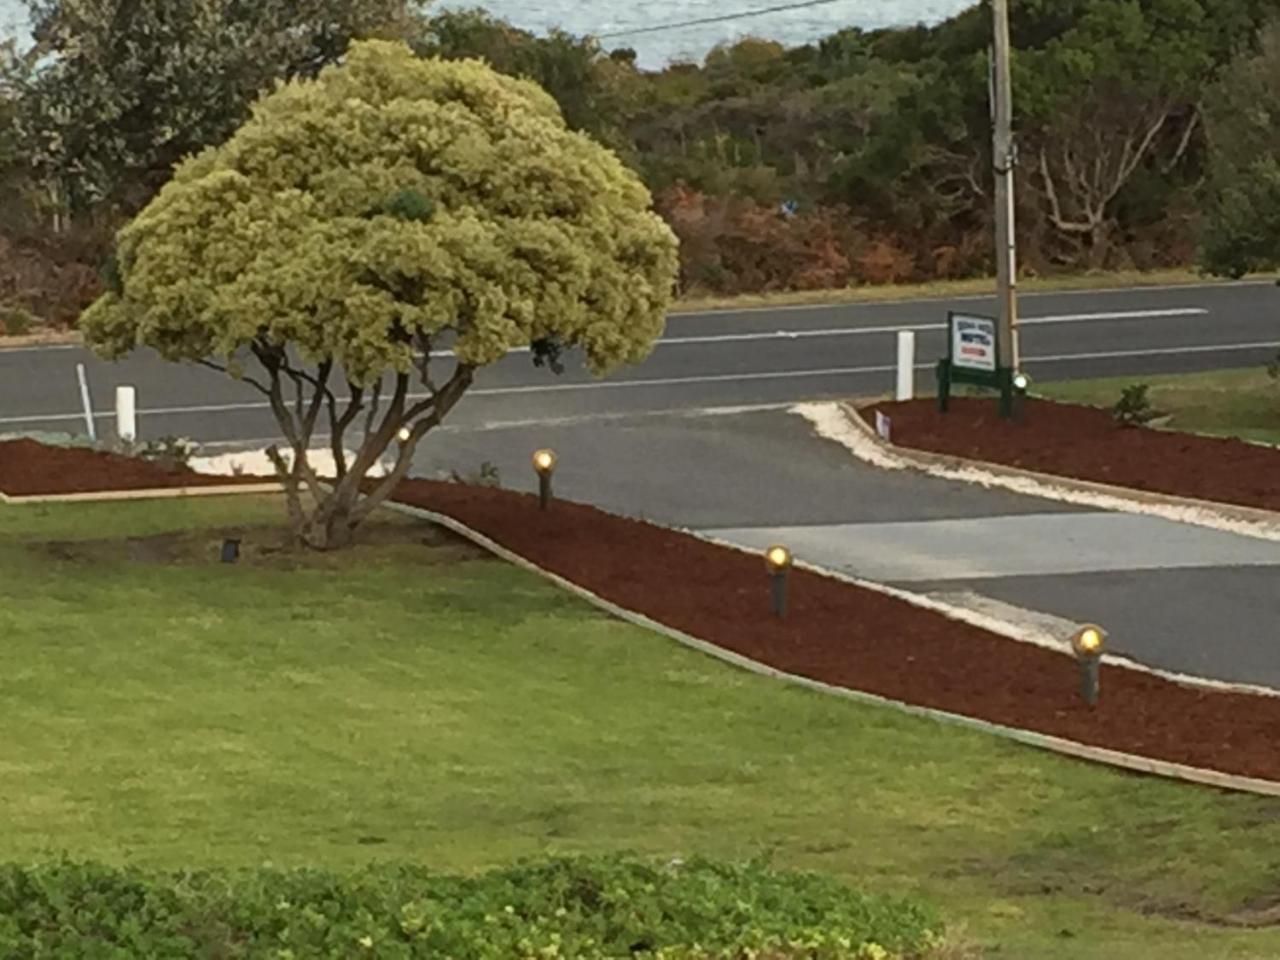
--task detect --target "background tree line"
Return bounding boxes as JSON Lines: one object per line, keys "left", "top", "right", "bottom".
{"left": 2, "top": 0, "right": 1280, "bottom": 330}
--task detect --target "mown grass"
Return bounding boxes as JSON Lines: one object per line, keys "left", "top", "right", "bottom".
{"left": 1040, "top": 367, "right": 1280, "bottom": 446}
{"left": 4, "top": 496, "right": 1280, "bottom": 958}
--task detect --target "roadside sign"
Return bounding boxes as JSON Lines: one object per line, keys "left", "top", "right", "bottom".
{"left": 950, "top": 313, "right": 997, "bottom": 372}
{"left": 936, "top": 310, "right": 1014, "bottom": 416}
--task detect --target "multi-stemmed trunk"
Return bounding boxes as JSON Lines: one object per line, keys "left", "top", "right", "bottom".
{"left": 216, "top": 335, "right": 474, "bottom": 551}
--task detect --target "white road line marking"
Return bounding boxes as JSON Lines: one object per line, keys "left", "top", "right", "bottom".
{"left": 425, "top": 307, "right": 1209, "bottom": 357}
{"left": 1027, "top": 341, "right": 1279, "bottom": 364}
{"left": 2, "top": 338, "right": 1275, "bottom": 427}
{"left": 0, "top": 307, "right": 1210, "bottom": 359}
{"left": 665, "top": 280, "right": 1271, "bottom": 318}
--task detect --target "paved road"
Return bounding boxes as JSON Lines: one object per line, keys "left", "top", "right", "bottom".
{"left": 0, "top": 280, "right": 1276, "bottom": 445}
{"left": 2, "top": 279, "right": 1277, "bottom": 687}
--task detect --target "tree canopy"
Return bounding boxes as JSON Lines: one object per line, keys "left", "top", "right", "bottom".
{"left": 81, "top": 40, "right": 679, "bottom": 548}
{"left": 6, "top": 0, "right": 426, "bottom": 222}
{"left": 1201, "top": 20, "right": 1280, "bottom": 277}
{"left": 6, "top": 1, "right": 1280, "bottom": 326}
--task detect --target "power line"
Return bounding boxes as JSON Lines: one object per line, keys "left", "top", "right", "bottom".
{"left": 596, "top": 0, "right": 852, "bottom": 41}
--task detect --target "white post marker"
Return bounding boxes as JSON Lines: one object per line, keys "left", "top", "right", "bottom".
{"left": 75, "top": 363, "right": 97, "bottom": 442}
{"left": 116, "top": 385, "right": 137, "bottom": 444}
{"left": 895, "top": 329, "right": 916, "bottom": 401}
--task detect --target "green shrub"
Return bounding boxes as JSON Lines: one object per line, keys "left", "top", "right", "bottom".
{"left": 0, "top": 305, "right": 37, "bottom": 336}
{"left": 1112, "top": 383, "right": 1159, "bottom": 426}
{"left": 0, "top": 856, "right": 942, "bottom": 958}
{"left": 449, "top": 460, "right": 501, "bottom": 487}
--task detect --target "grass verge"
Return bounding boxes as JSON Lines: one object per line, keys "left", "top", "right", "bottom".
{"left": 1039, "top": 367, "right": 1280, "bottom": 446}
{"left": 4, "top": 496, "right": 1280, "bottom": 958}
{"left": 673, "top": 268, "right": 1270, "bottom": 313}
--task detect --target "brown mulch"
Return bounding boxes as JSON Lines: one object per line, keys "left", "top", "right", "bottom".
{"left": 0, "top": 439, "right": 268, "bottom": 496}
{"left": 393, "top": 479, "right": 1280, "bottom": 783}
{"left": 868, "top": 398, "right": 1280, "bottom": 512}
{"left": 4, "top": 434, "right": 1280, "bottom": 783}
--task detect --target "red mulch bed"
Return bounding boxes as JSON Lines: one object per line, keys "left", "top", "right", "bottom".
{"left": 395, "top": 479, "right": 1280, "bottom": 783}
{"left": 5, "top": 433, "right": 1280, "bottom": 783}
{"left": 869, "top": 398, "right": 1280, "bottom": 512}
{"left": 0, "top": 439, "right": 268, "bottom": 496}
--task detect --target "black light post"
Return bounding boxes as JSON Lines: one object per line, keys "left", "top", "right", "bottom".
{"left": 1071, "top": 624, "right": 1106, "bottom": 707}
{"left": 532, "top": 449, "right": 557, "bottom": 510}
{"left": 765, "top": 545, "right": 793, "bottom": 618}
{"left": 221, "top": 538, "right": 241, "bottom": 564}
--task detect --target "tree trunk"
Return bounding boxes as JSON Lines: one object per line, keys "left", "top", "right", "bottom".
{"left": 1087, "top": 220, "right": 1111, "bottom": 270}
{"left": 301, "top": 496, "right": 357, "bottom": 551}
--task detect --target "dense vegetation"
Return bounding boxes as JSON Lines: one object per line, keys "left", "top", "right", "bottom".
{"left": 2, "top": 0, "right": 1280, "bottom": 324}
{"left": 0, "top": 856, "right": 942, "bottom": 958}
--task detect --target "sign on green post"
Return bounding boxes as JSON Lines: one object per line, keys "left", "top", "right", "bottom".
{"left": 936, "top": 311, "right": 1016, "bottom": 418}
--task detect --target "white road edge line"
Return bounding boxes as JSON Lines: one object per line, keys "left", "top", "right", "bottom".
{"left": 0, "top": 305, "right": 1214, "bottom": 357}
{"left": 665, "top": 279, "right": 1273, "bottom": 318}
{"left": 3, "top": 339, "right": 1278, "bottom": 427}
{"left": 427, "top": 308, "right": 1209, "bottom": 357}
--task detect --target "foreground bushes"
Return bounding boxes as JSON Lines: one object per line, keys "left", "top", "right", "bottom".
{"left": 0, "top": 855, "right": 942, "bottom": 958}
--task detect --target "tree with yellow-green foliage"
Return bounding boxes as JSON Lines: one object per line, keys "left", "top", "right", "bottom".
{"left": 81, "top": 40, "right": 679, "bottom": 550}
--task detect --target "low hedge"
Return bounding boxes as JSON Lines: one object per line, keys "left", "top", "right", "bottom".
{"left": 0, "top": 855, "right": 943, "bottom": 958}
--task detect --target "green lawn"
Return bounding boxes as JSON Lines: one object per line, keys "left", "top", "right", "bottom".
{"left": 5, "top": 496, "right": 1280, "bottom": 958}
{"left": 1039, "top": 367, "right": 1280, "bottom": 446}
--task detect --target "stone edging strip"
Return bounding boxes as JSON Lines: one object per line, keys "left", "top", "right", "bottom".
{"left": 384, "top": 499, "right": 1280, "bottom": 800}
{"left": 0, "top": 483, "right": 283, "bottom": 505}
{"left": 802, "top": 400, "right": 1280, "bottom": 544}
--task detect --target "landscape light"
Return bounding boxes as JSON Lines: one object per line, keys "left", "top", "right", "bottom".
{"left": 221, "top": 538, "right": 241, "bottom": 564}
{"left": 532, "top": 449, "right": 557, "bottom": 510}
{"left": 532, "top": 449, "right": 556, "bottom": 475}
{"left": 765, "top": 545, "right": 793, "bottom": 572}
{"left": 765, "top": 545, "right": 793, "bottom": 618}
{"left": 397, "top": 426, "right": 412, "bottom": 443}
{"left": 1013, "top": 372, "right": 1030, "bottom": 393}
{"left": 1071, "top": 624, "right": 1107, "bottom": 707}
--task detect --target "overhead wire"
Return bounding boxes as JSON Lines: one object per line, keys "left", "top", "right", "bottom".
{"left": 596, "top": 0, "right": 854, "bottom": 40}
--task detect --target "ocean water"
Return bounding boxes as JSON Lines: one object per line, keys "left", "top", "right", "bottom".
{"left": 435, "top": 0, "right": 975, "bottom": 67}
{"left": 0, "top": 1, "right": 975, "bottom": 67}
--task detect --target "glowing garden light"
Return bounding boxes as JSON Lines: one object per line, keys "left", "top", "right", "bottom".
{"left": 1071, "top": 624, "right": 1107, "bottom": 707}
{"left": 765, "top": 545, "right": 793, "bottom": 618}
{"left": 532, "top": 449, "right": 557, "bottom": 510}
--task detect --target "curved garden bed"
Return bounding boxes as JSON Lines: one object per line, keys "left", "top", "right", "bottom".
{"left": 389, "top": 479, "right": 1280, "bottom": 784}
{"left": 865, "top": 397, "right": 1280, "bottom": 513}
{"left": 0, "top": 438, "right": 271, "bottom": 498}
{"left": 5, "top": 436, "right": 1280, "bottom": 786}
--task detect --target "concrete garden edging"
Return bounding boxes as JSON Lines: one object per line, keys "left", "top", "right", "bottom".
{"left": 0, "top": 483, "right": 283, "bottom": 505}
{"left": 384, "top": 499, "right": 1280, "bottom": 800}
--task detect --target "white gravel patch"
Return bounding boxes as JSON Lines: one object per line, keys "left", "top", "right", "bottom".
{"left": 190, "top": 448, "right": 391, "bottom": 479}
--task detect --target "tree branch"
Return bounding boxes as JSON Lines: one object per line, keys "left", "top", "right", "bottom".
{"left": 1040, "top": 148, "right": 1094, "bottom": 234}
{"left": 352, "top": 363, "right": 476, "bottom": 525}
{"left": 326, "top": 382, "right": 364, "bottom": 481}
{"left": 194, "top": 359, "right": 272, "bottom": 396}
{"left": 1162, "top": 108, "right": 1199, "bottom": 174}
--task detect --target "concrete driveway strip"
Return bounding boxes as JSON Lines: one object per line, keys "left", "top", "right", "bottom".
{"left": 703, "top": 514, "right": 1280, "bottom": 583}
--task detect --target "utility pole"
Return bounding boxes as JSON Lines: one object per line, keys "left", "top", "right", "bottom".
{"left": 992, "top": 0, "right": 1020, "bottom": 375}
